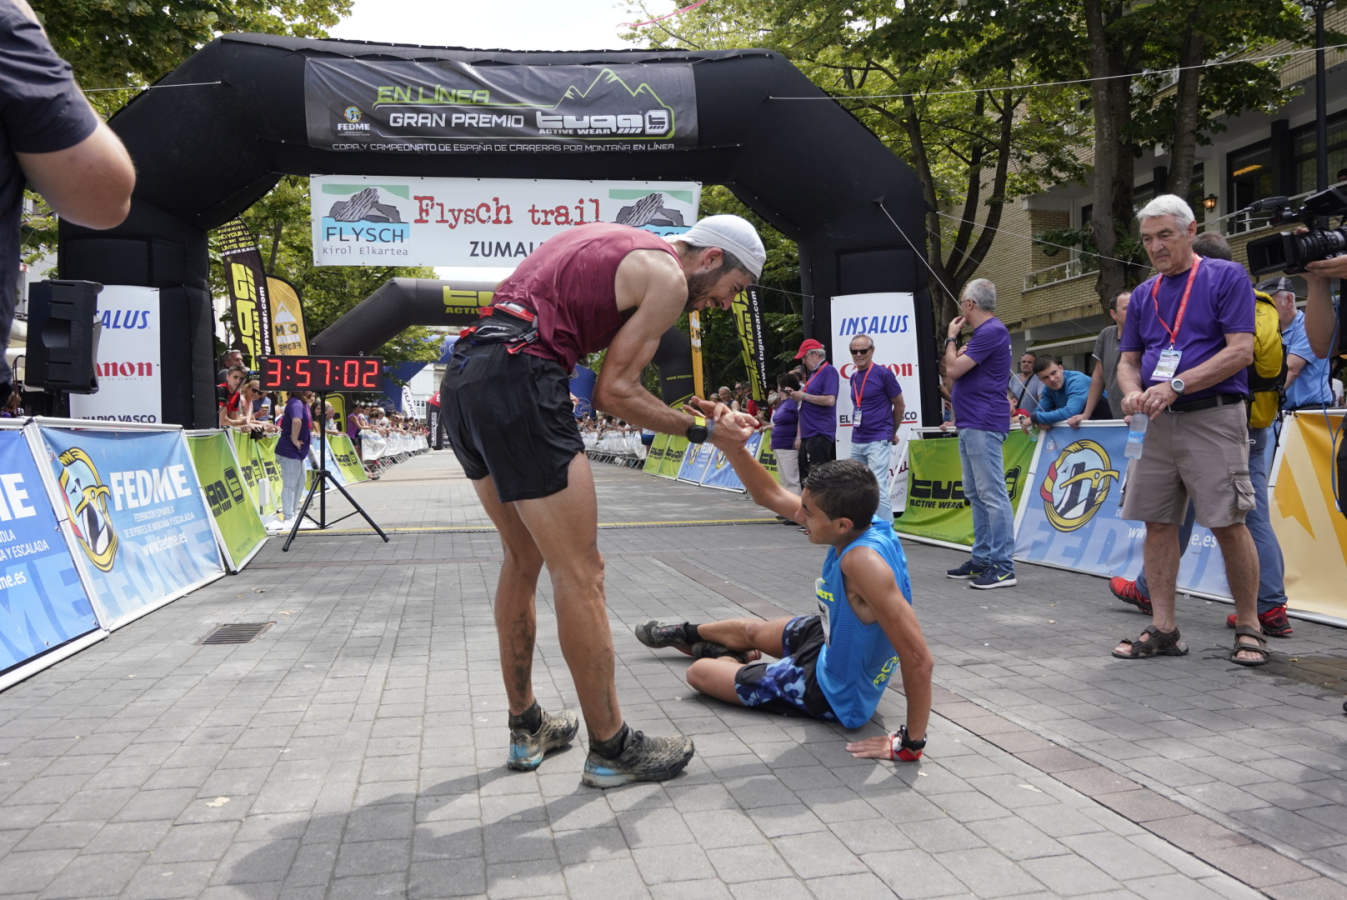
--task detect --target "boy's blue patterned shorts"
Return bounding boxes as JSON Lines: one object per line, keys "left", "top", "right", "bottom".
{"left": 732, "top": 616, "right": 835, "bottom": 720}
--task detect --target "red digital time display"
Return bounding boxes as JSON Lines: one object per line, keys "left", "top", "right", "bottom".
{"left": 259, "top": 356, "right": 383, "bottom": 392}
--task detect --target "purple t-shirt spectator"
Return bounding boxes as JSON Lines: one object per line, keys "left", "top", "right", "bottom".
{"left": 849, "top": 363, "right": 903, "bottom": 442}
{"left": 951, "top": 317, "right": 1011, "bottom": 433}
{"left": 770, "top": 397, "right": 799, "bottom": 450}
{"left": 1121, "top": 256, "right": 1254, "bottom": 400}
{"left": 798, "top": 362, "right": 839, "bottom": 439}
{"left": 276, "top": 396, "right": 312, "bottom": 460}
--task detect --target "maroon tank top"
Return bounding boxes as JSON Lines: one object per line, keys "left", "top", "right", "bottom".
{"left": 493, "top": 223, "right": 679, "bottom": 371}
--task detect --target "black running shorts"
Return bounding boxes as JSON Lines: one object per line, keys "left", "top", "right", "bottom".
{"left": 441, "top": 343, "right": 584, "bottom": 502}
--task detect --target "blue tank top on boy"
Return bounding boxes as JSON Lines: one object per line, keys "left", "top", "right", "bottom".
{"left": 814, "top": 518, "right": 911, "bottom": 728}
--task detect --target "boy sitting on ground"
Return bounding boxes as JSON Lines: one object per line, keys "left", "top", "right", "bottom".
{"left": 637, "top": 414, "right": 934, "bottom": 762}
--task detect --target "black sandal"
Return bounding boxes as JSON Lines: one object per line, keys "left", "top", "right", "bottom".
{"left": 1113, "top": 625, "right": 1189, "bottom": 659}
{"left": 1230, "top": 626, "right": 1270, "bottom": 667}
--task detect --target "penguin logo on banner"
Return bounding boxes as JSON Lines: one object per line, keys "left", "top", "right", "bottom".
{"left": 1039, "top": 439, "right": 1119, "bottom": 533}
{"left": 56, "top": 447, "right": 119, "bottom": 572}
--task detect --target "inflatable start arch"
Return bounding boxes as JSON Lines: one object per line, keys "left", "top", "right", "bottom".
{"left": 58, "top": 35, "right": 932, "bottom": 426}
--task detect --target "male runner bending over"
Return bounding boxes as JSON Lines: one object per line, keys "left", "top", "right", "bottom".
{"left": 637, "top": 438, "right": 934, "bottom": 762}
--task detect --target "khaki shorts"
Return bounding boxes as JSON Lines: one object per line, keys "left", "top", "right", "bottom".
{"left": 1120, "top": 400, "right": 1255, "bottom": 528}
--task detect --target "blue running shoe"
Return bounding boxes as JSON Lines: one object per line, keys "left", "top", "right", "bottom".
{"left": 969, "top": 568, "right": 1017, "bottom": 590}
{"left": 946, "top": 559, "right": 984, "bottom": 580}
{"left": 581, "top": 730, "right": 695, "bottom": 788}
{"left": 507, "top": 707, "right": 578, "bottom": 771}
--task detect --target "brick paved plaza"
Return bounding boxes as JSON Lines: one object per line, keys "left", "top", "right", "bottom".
{"left": 1, "top": 450, "right": 1345, "bottom": 898}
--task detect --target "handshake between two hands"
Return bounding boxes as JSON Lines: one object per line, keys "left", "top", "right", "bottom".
{"left": 682, "top": 396, "right": 762, "bottom": 448}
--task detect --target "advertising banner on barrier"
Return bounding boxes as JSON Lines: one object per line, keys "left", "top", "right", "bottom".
{"left": 38, "top": 426, "right": 225, "bottom": 629}
{"left": 1012, "top": 423, "right": 1231, "bottom": 596}
{"left": 185, "top": 431, "right": 266, "bottom": 572}
{"left": 896, "top": 431, "right": 1036, "bottom": 546}
{"left": 229, "top": 431, "right": 283, "bottom": 519}
{"left": 1271, "top": 411, "right": 1347, "bottom": 621}
{"left": 643, "top": 432, "right": 671, "bottom": 476}
{"left": 311, "top": 176, "right": 700, "bottom": 267}
{"left": 69, "top": 285, "right": 162, "bottom": 424}
{"left": 757, "top": 427, "right": 780, "bottom": 483}
{"left": 830, "top": 293, "right": 925, "bottom": 514}
{"left": 698, "top": 430, "right": 765, "bottom": 492}
{"left": 305, "top": 60, "right": 698, "bottom": 154}
{"left": 676, "top": 440, "right": 715, "bottom": 484}
{"left": 660, "top": 435, "right": 689, "bottom": 478}
{"left": 328, "top": 434, "right": 368, "bottom": 484}
{"left": 0, "top": 427, "right": 100, "bottom": 676}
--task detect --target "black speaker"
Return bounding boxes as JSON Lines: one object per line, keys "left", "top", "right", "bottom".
{"left": 25, "top": 280, "right": 102, "bottom": 393}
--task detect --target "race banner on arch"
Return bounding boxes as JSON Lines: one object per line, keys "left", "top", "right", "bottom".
{"left": 305, "top": 60, "right": 698, "bottom": 154}
{"left": 310, "top": 176, "right": 700, "bottom": 268}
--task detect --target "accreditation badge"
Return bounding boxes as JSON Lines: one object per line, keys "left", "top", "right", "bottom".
{"left": 1152, "top": 348, "right": 1182, "bottom": 380}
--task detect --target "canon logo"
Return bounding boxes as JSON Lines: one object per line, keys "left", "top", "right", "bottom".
{"left": 96, "top": 361, "right": 155, "bottom": 377}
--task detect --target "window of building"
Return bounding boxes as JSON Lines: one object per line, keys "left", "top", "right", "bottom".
{"left": 1228, "top": 141, "right": 1275, "bottom": 213}
{"left": 1292, "top": 113, "right": 1347, "bottom": 194}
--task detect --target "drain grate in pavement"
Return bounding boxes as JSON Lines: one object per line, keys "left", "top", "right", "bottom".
{"left": 201, "top": 622, "right": 273, "bottom": 645}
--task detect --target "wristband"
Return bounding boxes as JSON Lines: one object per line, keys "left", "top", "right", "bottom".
{"left": 889, "top": 725, "right": 925, "bottom": 762}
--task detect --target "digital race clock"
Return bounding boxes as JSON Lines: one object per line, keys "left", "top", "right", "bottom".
{"left": 259, "top": 356, "right": 383, "bottom": 392}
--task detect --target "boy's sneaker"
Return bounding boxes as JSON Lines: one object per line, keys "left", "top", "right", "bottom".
{"left": 506, "top": 708, "right": 579, "bottom": 771}
{"left": 970, "top": 567, "right": 1017, "bottom": 589}
{"left": 1226, "top": 606, "right": 1294, "bottom": 638}
{"left": 1109, "top": 577, "right": 1153, "bottom": 615}
{"left": 634, "top": 621, "right": 693, "bottom": 655}
{"left": 582, "top": 730, "right": 695, "bottom": 788}
{"left": 946, "top": 560, "right": 984, "bottom": 579}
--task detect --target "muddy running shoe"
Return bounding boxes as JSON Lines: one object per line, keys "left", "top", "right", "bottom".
{"left": 634, "top": 621, "right": 694, "bottom": 655}
{"left": 689, "top": 641, "right": 752, "bottom": 663}
{"left": 946, "top": 560, "right": 984, "bottom": 580}
{"left": 1110, "top": 577, "right": 1153, "bottom": 615}
{"left": 582, "top": 729, "right": 695, "bottom": 788}
{"left": 1226, "top": 606, "right": 1294, "bottom": 638}
{"left": 506, "top": 707, "right": 579, "bottom": 771}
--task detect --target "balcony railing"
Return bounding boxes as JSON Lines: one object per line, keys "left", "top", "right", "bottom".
{"left": 1023, "top": 255, "right": 1096, "bottom": 291}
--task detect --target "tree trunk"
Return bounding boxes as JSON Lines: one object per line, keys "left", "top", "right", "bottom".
{"left": 1164, "top": 28, "right": 1206, "bottom": 199}
{"left": 1085, "top": 0, "right": 1135, "bottom": 312}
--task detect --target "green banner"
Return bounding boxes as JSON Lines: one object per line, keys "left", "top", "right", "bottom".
{"left": 659, "top": 435, "right": 689, "bottom": 478}
{"left": 328, "top": 433, "right": 368, "bottom": 484}
{"left": 187, "top": 432, "right": 267, "bottom": 571}
{"left": 643, "top": 432, "right": 672, "bottom": 477}
{"left": 756, "top": 427, "right": 780, "bottom": 483}
{"left": 895, "top": 431, "right": 1035, "bottom": 546}
{"left": 229, "top": 430, "right": 284, "bottom": 519}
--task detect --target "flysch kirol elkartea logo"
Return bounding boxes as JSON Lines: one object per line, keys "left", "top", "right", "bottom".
{"left": 320, "top": 186, "right": 411, "bottom": 245}
{"left": 368, "top": 67, "right": 678, "bottom": 141}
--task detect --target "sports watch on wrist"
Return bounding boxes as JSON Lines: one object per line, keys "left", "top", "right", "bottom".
{"left": 1169, "top": 377, "right": 1186, "bottom": 395}
{"left": 686, "top": 421, "right": 712, "bottom": 443}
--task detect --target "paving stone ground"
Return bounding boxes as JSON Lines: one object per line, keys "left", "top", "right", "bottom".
{"left": 1, "top": 449, "right": 1346, "bottom": 899}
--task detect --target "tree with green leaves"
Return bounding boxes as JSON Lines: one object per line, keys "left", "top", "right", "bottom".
{"left": 1082, "top": 0, "right": 1307, "bottom": 303}
{"left": 629, "top": 0, "right": 1090, "bottom": 326}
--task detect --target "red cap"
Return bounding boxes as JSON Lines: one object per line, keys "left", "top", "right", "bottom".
{"left": 794, "top": 338, "right": 825, "bottom": 359}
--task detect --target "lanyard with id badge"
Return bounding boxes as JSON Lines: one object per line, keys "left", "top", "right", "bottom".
{"left": 850, "top": 364, "right": 875, "bottom": 430}
{"left": 1150, "top": 255, "right": 1200, "bottom": 382}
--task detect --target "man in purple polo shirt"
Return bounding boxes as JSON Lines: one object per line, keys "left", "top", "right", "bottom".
{"left": 789, "top": 338, "right": 839, "bottom": 481}
{"left": 1113, "top": 194, "right": 1264, "bottom": 666}
{"left": 846, "top": 333, "right": 905, "bottom": 521}
{"left": 943, "top": 279, "right": 1016, "bottom": 589}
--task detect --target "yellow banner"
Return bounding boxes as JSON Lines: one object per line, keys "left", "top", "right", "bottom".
{"left": 267, "top": 276, "right": 308, "bottom": 355}
{"left": 1272, "top": 412, "right": 1347, "bottom": 622}
{"left": 688, "top": 311, "right": 705, "bottom": 400}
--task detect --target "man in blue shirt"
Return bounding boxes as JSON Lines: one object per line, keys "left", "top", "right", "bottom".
{"left": 1024, "top": 356, "right": 1089, "bottom": 431}
{"left": 1263, "top": 277, "right": 1333, "bottom": 410}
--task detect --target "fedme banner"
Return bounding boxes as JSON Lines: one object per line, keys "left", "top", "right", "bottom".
{"left": 39, "top": 427, "right": 224, "bottom": 629}
{"left": 0, "top": 427, "right": 98, "bottom": 674}
{"left": 305, "top": 60, "right": 698, "bottom": 153}
{"left": 311, "top": 175, "right": 700, "bottom": 268}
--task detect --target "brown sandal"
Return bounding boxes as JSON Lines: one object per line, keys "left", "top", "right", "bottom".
{"left": 1113, "top": 625, "right": 1189, "bottom": 659}
{"left": 1230, "top": 626, "right": 1270, "bottom": 667}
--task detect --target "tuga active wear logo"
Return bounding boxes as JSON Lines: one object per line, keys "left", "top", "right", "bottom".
{"left": 1039, "top": 439, "right": 1120, "bottom": 532}
{"left": 321, "top": 187, "right": 411, "bottom": 247}
{"left": 57, "top": 448, "right": 118, "bottom": 572}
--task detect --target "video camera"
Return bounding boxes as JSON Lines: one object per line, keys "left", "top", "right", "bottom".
{"left": 1244, "top": 185, "right": 1347, "bottom": 275}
